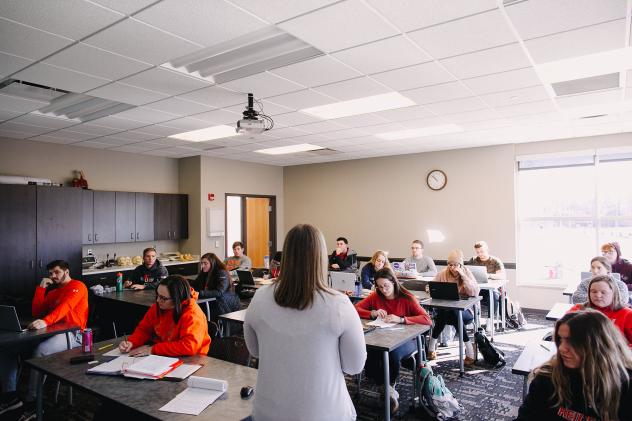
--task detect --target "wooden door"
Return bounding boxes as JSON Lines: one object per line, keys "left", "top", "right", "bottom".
{"left": 82, "top": 189, "right": 93, "bottom": 245}
{"left": 115, "top": 192, "right": 135, "bottom": 243}
{"left": 135, "top": 193, "right": 154, "bottom": 242}
{"left": 246, "top": 197, "right": 270, "bottom": 268}
{"left": 93, "top": 191, "right": 115, "bottom": 244}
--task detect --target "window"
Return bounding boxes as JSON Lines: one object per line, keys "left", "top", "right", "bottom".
{"left": 517, "top": 152, "right": 632, "bottom": 285}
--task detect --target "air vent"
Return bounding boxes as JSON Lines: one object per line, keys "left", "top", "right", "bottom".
{"left": 305, "top": 148, "right": 341, "bottom": 156}
{"left": 36, "top": 92, "right": 135, "bottom": 122}
{"left": 0, "top": 79, "right": 66, "bottom": 102}
{"left": 552, "top": 73, "right": 619, "bottom": 96}
{"left": 580, "top": 114, "right": 607, "bottom": 119}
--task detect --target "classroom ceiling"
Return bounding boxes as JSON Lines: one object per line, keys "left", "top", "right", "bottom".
{"left": 1, "top": 0, "right": 631, "bottom": 166}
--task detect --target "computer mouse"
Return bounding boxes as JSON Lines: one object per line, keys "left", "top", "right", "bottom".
{"left": 240, "top": 385, "right": 254, "bottom": 399}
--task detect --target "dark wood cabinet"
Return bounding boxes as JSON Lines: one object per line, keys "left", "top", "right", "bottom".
{"left": 115, "top": 192, "right": 135, "bottom": 243}
{"left": 153, "top": 193, "right": 172, "bottom": 241}
{"left": 135, "top": 193, "right": 154, "bottom": 242}
{"left": 172, "top": 194, "right": 188, "bottom": 240}
{"left": 82, "top": 190, "right": 94, "bottom": 245}
{"left": 93, "top": 191, "right": 115, "bottom": 244}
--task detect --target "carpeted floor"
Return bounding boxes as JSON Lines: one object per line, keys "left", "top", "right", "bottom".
{"left": 1, "top": 308, "right": 554, "bottom": 421}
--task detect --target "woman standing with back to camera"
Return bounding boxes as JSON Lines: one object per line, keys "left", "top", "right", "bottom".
{"left": 244, "top": 224, "right": 366, "bottom": 421}
{"left": 516, "top": 309, "right": 632, "bottom": 420}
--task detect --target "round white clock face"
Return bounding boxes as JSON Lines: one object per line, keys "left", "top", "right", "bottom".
{"left": 427, "top": 170, "right": 447, "bottom": 191}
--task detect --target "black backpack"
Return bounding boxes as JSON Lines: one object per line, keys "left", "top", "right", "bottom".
{"left": 505, "top": 297, "right": 526, "bottom": 330}
{"left": 474, "top": 328, "right": 505, "bottom": 368}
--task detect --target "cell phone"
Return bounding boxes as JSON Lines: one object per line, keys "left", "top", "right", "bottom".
{"left": 70, "top": 354, "right": 95, "bottom": 364}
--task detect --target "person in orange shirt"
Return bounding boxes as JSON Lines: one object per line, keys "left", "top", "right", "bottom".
{"left": 0, "top": 260, "right": 88, "bottom": 418}
{"left": 118, "top": 275, "right": 211, "bottom": 357}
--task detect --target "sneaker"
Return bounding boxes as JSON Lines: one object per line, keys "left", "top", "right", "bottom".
{"left": 464, "top": 356, "right": 476, "bottom": 366}
{"left": 388, "top": 385, "right": 399, "bottom": 413}
{"left": 428, "top": 351, "right": 437, "bottom": 360}
{"left": 0, "top": 397, "right": 22, "bottom": 415}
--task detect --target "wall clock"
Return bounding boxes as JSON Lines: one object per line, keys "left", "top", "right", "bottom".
{"left": 427, "top": 169, "right": 447, "bottom": 191}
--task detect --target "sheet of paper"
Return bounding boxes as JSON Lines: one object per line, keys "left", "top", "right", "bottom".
{"left": 103, "top": 347, "right": 123, "bottom": 357}
{"left": 87, "top": 356, "right": 140, "bottom": 375}
{"left": 164, "top": 364, "right": 202, "bottom": 380}
{"left": 159, "top": 376, "right": 228, "bottom": 415}
{"left": 367, "top": 319, "right": 397, "bottom": 328}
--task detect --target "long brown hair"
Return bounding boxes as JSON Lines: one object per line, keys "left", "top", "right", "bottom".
{"left": 198, "top": 253, "right": 228, "bottom": 291}
{"left": 369, "top": 250, "right": 391, "bottom": 270}
{"left": 274, "top": 224, "right": 331, "bottom": 310}
{"left": 533, "top": 310, "right": 632, "bottom": 420}
{"left": 374, "top": 268, "right": 415, "bottom": 302}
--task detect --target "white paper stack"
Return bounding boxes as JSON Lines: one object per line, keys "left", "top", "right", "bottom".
{"left": 159, "top": 376, "right": 228, "bottom": 415}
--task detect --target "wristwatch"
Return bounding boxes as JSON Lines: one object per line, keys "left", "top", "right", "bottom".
{"left": 400, "top": 317, "right": 405, "bottom": 324}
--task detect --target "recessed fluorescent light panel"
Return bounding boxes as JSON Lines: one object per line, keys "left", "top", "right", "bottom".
{"left": 301, "top": 92, "right": 415, "bottom": 119}
{"left": 376, "top": 124, "right": 463, "bottom": 140}
{"left": 169, "top": 125, "right": 239, "bottom": 142}
{"left": 164, "top": 27, "right": 323, "bottom": 84}
{"left": 36, "top": 92, "right": 135, "bottom": 122}
{"left": 537, "top": 47, "right": 632, "bottom": 85}
{"left": 256, "top": 143, "right": 324, "bottom": 155}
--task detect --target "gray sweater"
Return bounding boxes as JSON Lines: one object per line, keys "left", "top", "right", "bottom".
{"left": 402, "top": 255, "right": 437, "bottom": 276}
{"left": 571, "top": 275, "right": 630, "bottom": 305}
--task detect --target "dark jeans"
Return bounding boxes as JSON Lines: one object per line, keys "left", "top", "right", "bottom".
{"left": 479, "top": 289, "right": 500, "bottom": 318}
{"left": 365, "top": 339, "right": 417, "bottom": 385}
{"left": 431, "top": 308, "right": 474, "bottom": 342}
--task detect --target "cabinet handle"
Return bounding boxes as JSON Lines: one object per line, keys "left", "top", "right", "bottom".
{"left": 38, "top": 260, "right": 42, "bottom": 268}
{"left": 136, "top": 232, "right": 139, "bottom": 240}
{"left": 168, "top": 231, "right": 171, "bottom": 239}
{"left": 30, "top": 260, "right": 34, "bottom": 269}
{"left": 131, "top": 233, "right": 134, "bottom": 240}
{"left": 94, "top": 233, "right": 99, "bottom": 242}
{"left": 88, "top": 233, "right": 91, "bottom": 242}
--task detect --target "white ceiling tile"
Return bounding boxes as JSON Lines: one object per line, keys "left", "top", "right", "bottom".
{"left": 14, "top": 63, "right": 110, "bottom": 93}
{"left": 312, "top": 77, "right": 390, "bottom": 101}
{"left": 75, "top": 140, "right": 114, "bottom": 149}
{"left": 189, "top": 108, "right": 240, "bottom": 125}
{"left": 90, "top": 0, "right": 159, "bottom": 15}
{"left": 96, "top": 135, "right": 142, "bottom": 146}
{"left": 0, "top": 121, "right": 50, "bottom": 136}
{"left": 259, "top": 126, "right": 309, "bottom": 139}
{"left": 11, "top": 113, "right": 76, "bottom": 129}
{"left": 440, "top": 43, "right": 530, "bottom": 79}
{"left": 229, "top": 0, "right": 338, "bottom": 24}
{"left": 270, "top": 55, "right": 361, "bottom": 88}
{"left": 266, "top": 89, "right": 333, "bottom": 110}
{"left": 358, "top": 122, "right": 406, "bottom": 135}
{"left": 0, "top": 93, "right": 48, "bottom": 113}
{"left": 158, "top": 116, "right": 213, "bottom": 131}
{"left": 525, "top": 19, "right": 625, "bottom": 64}
{"left": 278, "top": 0, "right": 399, "bottom": 53}
{"left": 0, "top": 17, "right": 72, "bottom": 61}
{"left": 112, "top": 130, "right": 161, "bottom": 141}
{"left": 505, "top": 0, "right": 625, "bottom": 40}
{"left": 402, "top": 81, "right": 471, "bottom": 104}
{"left": 144, "top": 97, "right": 213, "bottom": 116}
{"left": 293, "top": 120, "right": 347, "bottom": 134}
{"left": 64, "top": 122, "right": 121, "bottom": 136}
{"left": 109, "top": 144, "right": 153, "bottom": 153}
{"left": 119, "top": 67, "right": 211, "bottom": 96}
{"left": 314, "top": 128, "right": 367, "bottom": 140}
{"left": 443, "top": 109, "right": 502, "bottom": 124}
{"left": 329, "top": 112, "right": 390, "bottom": 127}
{"left": 459, "top": 118, "right": 512, "bottom": 131}
{"left": 463, "top": 67, "right": 542, "bottom": 95}
{"left": 0, "top": 127, "right": 31, "bottom": 139}
{"left": 29, "top": 134, "right": 79, "bottom": 144}
{"left": 496, "top": 99, "right": 557, "bottom": 117}
{"left": 407, "top": 9, "right": 516, "bottom": 59}
{"left": 373, "top": 105, "right": 436, "bottom": 122}
{"left": 0, "top": 109, "right": 22, "bottom": 122}
{"left": 251, "top": 100, "right": 293, "bottom": 116}
{"left": 87, "top": 115, "right": 147, "bottom": 130}
{"left": 424, "top": 97, "right": 489, "bottom": 115}
{"left": 366, "top": 0, "right": 497, "bottom": 32}
{"left": 134, "top": 0, "right": 268, "bottom": 47}
{"left": 481, "top": 85, "right": 550, "bottom": 108}
{"left": 397, "top": 116, "right": 452, "bottom": 129}
{"left": 42, "top": 128, "right": 98, "bottom": 141}
{"left": 371, "top": 61, "right": 455, "bottom": 91}
{"left": 178, "top": 85, "right": 244, "bottom": 108}
{"left": 271, "top": 112, "right": 321, "bottom": 127}
{"left": 84, "top": 18, "right": 201, "bottom": 65}
{"left": 131, "top": 124, "right": 184, "bottom": 137}
{"left": 0, "top": 0, "right": 123, "bottom": 40}
{"left": 44, "top": 43, "right": 152, "bottom": 80}
{"left": 0, "top": 52, "right": 32, "bottom": 78}
{"left": 87, "top": 82, "right": 168, "bottom": 106}
{"left": 220, "top": 72, "right": 304, "bottom": 99}
{"left": 110, "top": 107, "right": 179, "bottom": 124}
{"left": 332, "top": 36, "right": 431, "bottom": 74}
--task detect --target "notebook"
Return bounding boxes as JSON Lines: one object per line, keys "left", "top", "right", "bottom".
{"left": 0, "top": 305, "right": 27, "bottom": 332}
{"left": 428, "top": 281, "right": 468, "bottom": 300}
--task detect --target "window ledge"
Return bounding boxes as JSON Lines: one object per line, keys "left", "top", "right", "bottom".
{"left": 516, "top": 280, "right": 569, "bottom": 289}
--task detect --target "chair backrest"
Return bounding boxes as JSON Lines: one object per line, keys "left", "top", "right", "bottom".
{"left": 208, "top": 335, "right": 252, "bottom": 367}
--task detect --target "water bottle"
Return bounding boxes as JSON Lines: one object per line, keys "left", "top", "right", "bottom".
{"left": 263, "top": 255, "right": 270, "bottom": 269}
{"left": 82, "top": 328, "right": 93, "bottom": 353}
{"left": 354, "top": 280, "right": 362, "bottom": 297}
{"left": 116, "top": 272, "right": 123, "bottom": 292}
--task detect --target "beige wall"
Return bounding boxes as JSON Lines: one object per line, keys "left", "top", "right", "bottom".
{"left": 179, "top": 156, "right": 202, "bottom": 255}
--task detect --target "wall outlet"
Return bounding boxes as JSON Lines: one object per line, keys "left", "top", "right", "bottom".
{"left": 215, "top": 241, "right": 219, "bottom": 248}
{"left": 87, "top": 249, "right": 92, "bottom": 255}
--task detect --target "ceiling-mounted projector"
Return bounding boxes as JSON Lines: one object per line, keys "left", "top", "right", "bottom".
{"left": 236, "top": 93, "right": 273, "bottom": 135}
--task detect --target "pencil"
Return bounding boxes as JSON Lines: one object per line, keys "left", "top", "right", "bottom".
{"left": 98, "top": 343, "right": 114, "bottom": 351}
{"left": 540, "top": 344, "right": 550, "bottom": 351}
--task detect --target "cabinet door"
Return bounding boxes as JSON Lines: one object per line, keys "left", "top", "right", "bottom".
{"left": 93, "top": 191, "right": 115, "bottom": 244}
{"left": 153, "top": 193, "right": 171, "bottom": 241}
{"left": 0, "top": 185, "right": 36, "bottom": 296}
{"left": 115, "top": 192, "right": 135, "bottom": 243}
{"left": 82, "top": 189, "right": 94, "bottom": 245}
{"left": 36, "top": 186, "right": 82, "bottom": 281}
{"left": 135, "top": 193, "right": 154, "bottom": 242}
{"left": 171, "top": 194, "right": 188, "bottom": 240}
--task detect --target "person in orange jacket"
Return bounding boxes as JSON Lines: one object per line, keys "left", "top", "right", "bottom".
{"left": 118, "top": 275, "right": 211, "bottom": 357}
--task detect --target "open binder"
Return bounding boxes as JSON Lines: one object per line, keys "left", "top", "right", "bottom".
{"left": 87, "top": 355, "right": 183, "bottom": 379}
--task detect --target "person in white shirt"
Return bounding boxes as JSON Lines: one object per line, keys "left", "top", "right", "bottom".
{"left": 244, "top": 224, "right": 367, "bottom": 421}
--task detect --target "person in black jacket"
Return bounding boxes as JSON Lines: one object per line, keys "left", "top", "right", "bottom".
{"left": 516, "top": 309, "right": 632, "bottom": 421}
{"left": 329, "top": 237, "right": 358, "bottom": 273}
{"left": 192, "top": 253, "right": 240, "bottom": 321}
{"left": 124, "top": 247, "right": 168, "bottom": 290}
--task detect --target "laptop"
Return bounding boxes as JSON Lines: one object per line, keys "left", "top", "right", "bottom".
{"left": 428, "top": 281, "right": 468, "bottom": 300}
{"left": 236, "top": 270, "right": 256, "bottom": 286}
{"left": 0, "top": 305, "right": 27, "bottom": 332}
{"left": 329, "top": 272, "right": 357, "bottom": 291}
{"left": 580, "top": 271, "right": 621, "bottom": 281}
{"left": 402, "top": 279, "right": 429, "bottom": 291}
{"left": 468, "top": 265, "right": 489, "bottom": 284}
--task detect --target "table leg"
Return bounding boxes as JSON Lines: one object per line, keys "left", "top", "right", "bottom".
{"left": 224, "top": 320, "right": 231, "bottom": 337}
{"left": 36, "top": 372, "right": 44, "bottom": 421}
{"left": 383, "top": 350, "right": 391, "bottom": 421}
{"left": 501, "top": 287, "right": 506, "bottom": 331}
{"left": 567, "top": 295, "right": 572, "bottom": 304}
{"left": 458, "top": 310, "right": 464, "bottom": 377}
{"left": 522, "top": 376, "right": 528, "bottom": 399}
{"left": 65, "top": 331, "right": 71, "bottom": 350}
{"left": 489, "top": 289, "right": 495, "bottom": 342}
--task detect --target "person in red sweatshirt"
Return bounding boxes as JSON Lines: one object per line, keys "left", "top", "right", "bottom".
{"left": 0, "top": 260, "right": 88, "bottom": 418}
{"left": 118, "top": 275, "right": 211, "bottom": 357}
{"left": 355, "top": 268, "right": 431, "bottom": 412}
{"left": 569, "top": 275, "right": 632, "bottom": 347}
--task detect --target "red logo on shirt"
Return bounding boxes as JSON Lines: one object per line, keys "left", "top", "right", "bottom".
{"left": 557, "top": 407, "right": 597, "bottom": 421}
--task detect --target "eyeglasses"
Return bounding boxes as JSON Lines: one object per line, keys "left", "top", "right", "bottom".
{"left": 447, "top": 263, "right": 460, "bottom": 267}
{"left": 156, "top": 294, "right": 173, "bottom": 302}
{"left": 376, "top": 282, "right": 393, "bottom": 290}
{"left": 601, "top": 250, "right": 616, "bottom": 256}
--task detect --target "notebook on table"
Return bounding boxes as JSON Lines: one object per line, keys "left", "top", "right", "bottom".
{"left": 428, "top": 281, "right": 469, "bottom": 300}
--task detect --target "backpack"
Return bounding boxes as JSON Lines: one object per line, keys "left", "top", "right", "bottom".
{"left": 417, "top": 363, "right": 462, "bottom": 420}
{"left": 505, "top": 296, "right": 526, "bottom": 329}
{"left": 474, "top": 328, "right": 506, "bottom": 368}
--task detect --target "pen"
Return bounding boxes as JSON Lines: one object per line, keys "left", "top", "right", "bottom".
{"left": 386, "top": 327, "right": 404, "bottom": 331}
{"left": 98, "top": 343, "right": 114, "bottom": 351}
{"left": 540, "top": 344, "right": 550, "bottom": 351}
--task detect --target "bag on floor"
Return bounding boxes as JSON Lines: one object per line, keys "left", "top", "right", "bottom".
{"left": 505, "top": 297, "right": 526, "bottom": 329}
{"left": 474, "top": 328, "right": 506, "bottom": 368}
{"left": 417, "top": 363, "right": 462, "bottom": 420}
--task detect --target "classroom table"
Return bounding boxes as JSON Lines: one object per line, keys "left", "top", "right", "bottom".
{"left": 363, "top": 321, "right": 430, "bottom": 421}
{"left": 421, "top": 296, "right": 482, "bottom": 376}
{"left": 545, "top": 302, "right": 574, "bottom": 321}
{"left": 0, "top": 322, "right": 79, "bottom": 350}
{"left": 478, "top": 279, "right": 508, "bottom": 341}
{"left": 218, "top": 309, "right": 247, "bottom": 337}
{"left": 562, "top": 285, "right": 575, "bottom": 303}
{"left": 512, "top": 340, "right": 557, "bottom": 398}
{"left": 26, "top": 338, "right": 257, "bottom": 421}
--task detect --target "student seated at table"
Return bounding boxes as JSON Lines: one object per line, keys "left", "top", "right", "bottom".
{"left": 516, "top": 310, "right": 632, "bottom": 420}
{"left": 329, "top": 236, "right": 358, "bottom": 272}
{"left": 467, "top": 240, "right": 504, "bottom": 330}
{"left": 601, "top": 241, "right": 632, "bottom": 290}
{"left": 360, "top": 250, "right": 391, "bottom": 289}
{"left": 269, "top": 251, "right": 282, "bottom": 278}
{"left": 0, "top": 260, "right": 87, "bottom": 419}
{"left": 568, "top": 275, "right": 632, "bottom": 347}
{"left": 118, "top": 275, "right": 211, "bottom": 357}
{"left": 427, "top": 249, "right": 480, "bottom": 365}
{"left": 243, "top": 224, "right": 366, "bottom": 421}
{"left": 123, "top": 247, "right": 168, "bottom": 290}
{"left": 191, "top": 252, "right": 240, "bottom": 321}
{"left": 572, "top": 256, "right": 629, "bottom": 305}
{"left": 224, "top": 241, "right": 252, "bottom": 271}
{"left": 402, "top": 240, "right": 437, "bottom": 276}
{"left": 355, "top": 268, "right": 432, "bottom": 412}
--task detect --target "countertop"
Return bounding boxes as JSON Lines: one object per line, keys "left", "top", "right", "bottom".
{"left": 82, "top": 259, "right": 199, "bottom": 275}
